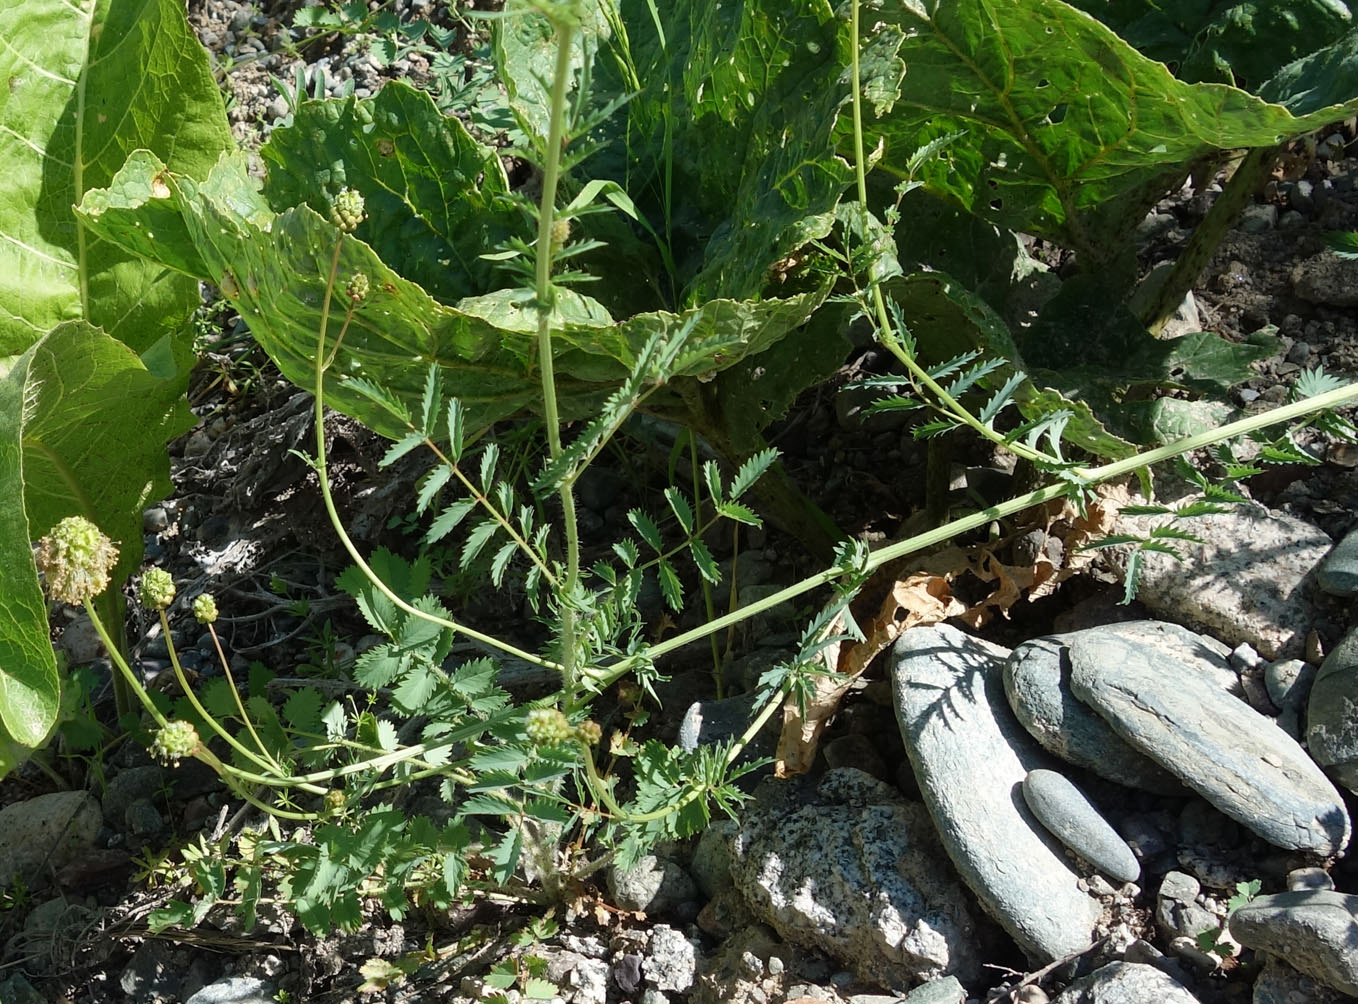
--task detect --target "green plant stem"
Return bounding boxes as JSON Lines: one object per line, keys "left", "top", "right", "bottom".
{"left": 163, "top": 611, "right": 283, "bottom": 776}
{"left": 310, "top": 243, "right": 558, "bottom": 672}
{"left": 588, "top": 378, "right": 1358, "bottom": 690}
{"left": 534, "top": 14, "right": 583, "bottom": 704}
{"left": 1136, "top": 145, "right": 1277, "bottom": 335}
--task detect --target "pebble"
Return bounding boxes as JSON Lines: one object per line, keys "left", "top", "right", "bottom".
{"left": 642, "top": 925, "right": 699, "bottom": 993}
{"left": 901, "top": 979, "right": 966, "bottom": 1004}
{"left": 1004, "top": 635, "right": 1183, "bottom": 794}
{"left": 1238, "top": 203, "right": 1278, "bottom": 233}
{"left": 1021, "top": 770, "right": 1140, "bottom": 884}
{"left": 607, "top": 855, "right": 697, "bottom": 916}
{"left": 185, "top": 977, "right": 275, "bottom": 1004}
{"left": 1068, "top": 632, "right": 1350, "bottom": 856}
{"left": 1229, "top": 890, "right": 1358, "bottom": 996}
{"left": 892, "top": 625, "right": 1102, "bottom": 962}
{"left": 59, "top": 611, "right": 107, "bottom": 665}
{"left": 1265, "top": 658, "right": 1316, "bottom": 711}
{"left": 1155, "top": 871, "right": 1217, "bottom": 942}
{"left": 1317, "top": 525, "right": 1358, "bottom": 596}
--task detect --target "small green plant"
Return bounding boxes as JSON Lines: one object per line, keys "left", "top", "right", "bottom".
{"left": 1196, "top": 878, "right": 1262, "bottom": 962}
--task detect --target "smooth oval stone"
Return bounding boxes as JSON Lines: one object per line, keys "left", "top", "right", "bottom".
{"left": 1051, "top": 961, "right": 1200, "bottom": 1003}
{"left": 1022, "top": 770, "right": 1140, "bottom": 884}
{"left": 1229, "top": 891, "right": 1358, "bottom": 996}
{"left": 1069, "top": 633, "right": 1350, "bottom": 856}
{"left": 1317, "top": 525, "right": 1358, "bottom": 597}
{"left": 1004, "top": 635, "right": 1183, "bottom": 794}
{"left": 892, "top": 625, "right": 1102, "bottom": 962}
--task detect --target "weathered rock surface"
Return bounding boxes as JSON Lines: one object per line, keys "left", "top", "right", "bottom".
{"left": 608, "top": 854, "right": 697, "bottom": 915}
{"left": 1230, "top": 891, "right": 1358, "bottom": 996}
{"left": 731, "top": 769, "right": 981, "bottom": 989}
{"left": 1251, "top": 953, "right": 1349, "bottom": 1004}
{"left": 1022, "top": 770, "right": 1140, "bottom": 883}
{"left": 1308, "top": 626, "right": 1358, "bottom": 794}
{"left": 1292, "top": 253, "right": 1358, "bottom": 308}
{"left": 1050, "top": 961, "right": 1200, "bottom": 1003}
{"left": 1108, "top": 504, "right": 1330, "bottom": 658}
{"left": 1068, "top": 632, "right": 1349, "bottom": 856}
{"left": 0, "top": 791, "right": 102, "bottom": 887}
{"left": 891, "top": 625, "right": 1102, "bottom": 962}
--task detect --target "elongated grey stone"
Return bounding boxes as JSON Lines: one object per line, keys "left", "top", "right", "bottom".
{"left": 891, "top": 625, "right": 1101, "bottom": 962}
{"left": 1068, "top": 633, "right": 1350, "bottom": 856}
{"left": 1022, "top": 770, "right": 1140, "bottom": 884}
{"left": 1318, "top": 525, "right": 1358, "bottom": 597}
{"left": 1004, "top": 635, "right": 1182, "bottom": 794}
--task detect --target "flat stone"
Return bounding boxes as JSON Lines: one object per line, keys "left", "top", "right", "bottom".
{"left": 1069, "top": 633, "right": 1349, "bottom": 856}
{"left": 184, "top": 977, "right": 275, "bottom": 1004}
{"left": 1230, "top": 891, "right": 1358, "bottom": 996}
{"left": 1266, "top": 658, "right": 1316, "bottom": 712}
{"left": 1051, "top": 961, "right": 1200, "bottom": 1003}
{"left": 1252, "top": 953, "right": 1349, "bottom": 1004}
{"left": 1022, "top": 770, "right": 1140, "bottom": 883}
{"left": 1309, "top": 626, "right": 1358, "bottom": 793}
{"left": 1004, "top": 621, "right": 1237, "bottom": 794}
{"left": 1108, "top": 503, "right": 1330, "bottom": 658}
{"left": 902, "top": 977, "right": 965, "bottom": 1003}
{"left": 1317, "top": 525, "right": 1358, "bottom": 596}
{"left": 0, "top": 791, "right": 102, "bottom": 887}
{"left": 732, "top": 769, "right": 980, "bottom": 988}
{"left": 891, "top": 625, "right": 1101, "bottom": 962}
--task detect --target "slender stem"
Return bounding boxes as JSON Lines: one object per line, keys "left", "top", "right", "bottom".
{"left": 586, "top": 378, "right": 1358, "bottom": 689}
{"left": 310, "top": 243, "right": 559, "bottom": 672}
{"left": 534, "top": 16, "right": 583, "bottom": 703}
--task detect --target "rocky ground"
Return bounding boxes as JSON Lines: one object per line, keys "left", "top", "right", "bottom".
{"left": 6, "top": 3, "right": 1358, "bottom": 1004}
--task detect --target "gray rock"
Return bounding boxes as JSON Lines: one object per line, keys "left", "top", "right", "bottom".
{"left": 1068, "top": 633, "right": 1349, "bottom": 856}
{"left": 1156, "top": 871, "right": 1217, "bottom": 942}
{"left": 1108, "top": 503, "right": 1330, "bottom": 658}
{"left": 1293, "top": 254, "right": 1358, "bottom": 308}
{"left": 891, "top": 625, "right": 1102, "bottom": 962}
{"left": 1308, "top": 627, "right": 1358, "bottom": 794}
{"left": 1318, "top": 526, "right": 1358, "bottom": 596}
{"left": 1004, "top": 636, "right": 1183, "bottom": 793}
{"left": 731, "top": 768, "right": 980, "bottom": 988}
{"left": 1230, "top": 891, "right": 1358, "bottom": 996}
{"left": 679, "top": 692, "right": 776, "bottom": 769}
{"left": 59, "top": 611, "right": 106, "bottom": 664}
{"left": 690, "top": 819, "right": 737, "bottom": 901}
{"left": 103, "top": 764, "right": 165, "bottom": 825}
{"left": 643, "top": 925, "right": 700, "bottom": 993}
{"left": 184, "top": 977, "right": 274, "bottom": 1004}
{"left": 607, "top": 855, "right": 697, "bottom": 916}
{"left": 902, "top": 976, "right": 966, "bottom": 1003}
{"left": 121, "top": 940, "right": 177, "bottom": 1001}
{"left": 0, "top": 791, "right": 102, "bottom": 887}
{"left": 1287, "top": 867, "right": 1334, "bottom": 893}
{"left": 1266, "top": 659, "right": 1316, "bottom": 712}
{"left": 1022, "top": 770, "right": 1139, "bottom": 883}
{"left": 1252, "top": 953, "right": 1349, "bottom": 1004}
{"left": 1052, "top": 961, "right": 1199, "bottom": 1003}
{"left": 1239, "top": 204, "right": 1278, "bottom": 233}
{"left": 124, "top": 799, "right": 165, "bottom": 837}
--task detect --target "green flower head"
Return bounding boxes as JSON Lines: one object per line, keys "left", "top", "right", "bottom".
{"left": 525, "top": 707, "right": 572, "bottom": 746}
{"left": 330, "top": 188, "right": 366, "bottom": 233}
{"left": 193, "top": 593, "right": 219, "bottom": 625}
{"left": 150, "top": 719, "right": 200, "bottom": 766}
{"left": 34, "top": 516, "right": 119, "bottom": 605}
{"left": 138, "top": 567, "right": 176, "bottom": 610}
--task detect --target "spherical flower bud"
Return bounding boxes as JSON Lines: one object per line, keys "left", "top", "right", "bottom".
{"left": 35, "top": 516, "right": 120, "bottom": 605}
{"left": 323, "top": 789, "right": 347, "bottom": 814}
{"left": 150, "top": 719, "right": 201, "bottom": 766}
{"left": 525, "top": 707, "right": 572, "bottom": 746}
{"left": 549, "top": 217, "right": 571, "bottom": 254}
{"left": 330, "top": 188, "right": 366, "bottom": 232}
{"left": 193, "top": 593, "right": 218, "bottom": 625}
{"left": 138, "top": 567, "right": 176, "bottom": 610}
{"left": 573, "top": 720, "right": 602, "bottom": 746}
{"left": 346, "top": 273, "right": 370, "bottom": 303}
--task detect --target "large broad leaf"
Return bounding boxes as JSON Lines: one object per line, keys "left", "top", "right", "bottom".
{"left": 1259, "top": 27, "right": 1358, "bottom": 115}
{"left": 579, "top": 0, "right": 856, "bottom": 304}
{"left": 0, "top": 322, "right": 192, "bottom": 772}
{"left": 0, "top": 0, "right": 234, "bottom": 362}
{"left": 259, "top": 83, "right": 525, "bottom": 306}
{"left": 856, "top": 0, "right": 1358, "bottom": 265}
{"left": 1067, "top": 1, "right": 1354, "bottom": 86}
{"left": 79, "top": 152, "right": 827, "bottom": 441}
